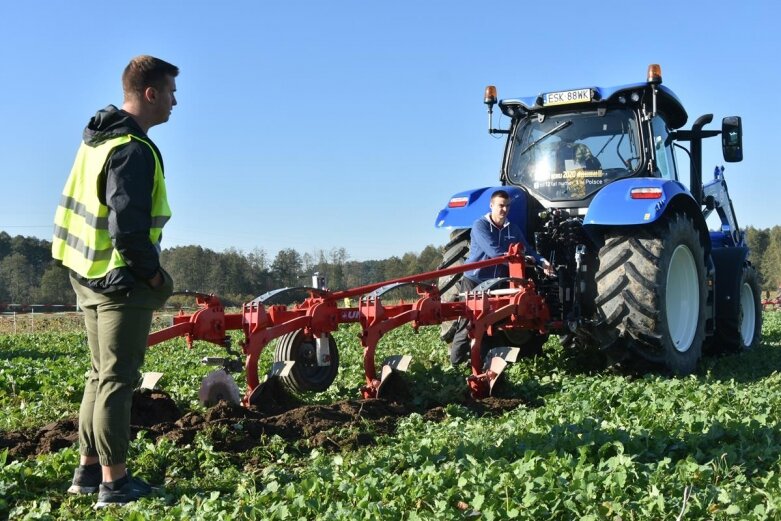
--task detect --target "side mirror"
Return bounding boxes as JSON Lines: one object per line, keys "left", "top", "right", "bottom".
{"left": 722, "top": 116, "right": 743, "bottom": 162}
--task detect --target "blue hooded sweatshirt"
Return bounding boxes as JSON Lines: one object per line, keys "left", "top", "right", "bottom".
{"left": 464, "top": 214, "right": 541, "bottom": 283}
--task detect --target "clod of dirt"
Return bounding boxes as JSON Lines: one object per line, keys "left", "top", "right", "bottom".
{"left": 423, "top": 396, "right": 525, "bottom": 422}
{"left": 0, "top": 418, "right": 79, "bottom": 460}
{"left": 131, "top": 389, "right": 182, "bottom": 427}
{"left": 468, "top": 396, "right": 525, "bottom": 415}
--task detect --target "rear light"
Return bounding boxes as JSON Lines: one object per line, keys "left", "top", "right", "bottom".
{"left": 630, "top": 187, "right": 663, "bottom": 199}
{"left": 448, "top": 197, "right": 469, "bottom": 208}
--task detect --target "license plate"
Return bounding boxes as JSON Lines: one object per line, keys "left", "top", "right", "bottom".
{"left": 543, "top": 88, "right": 592, "bottom": 106}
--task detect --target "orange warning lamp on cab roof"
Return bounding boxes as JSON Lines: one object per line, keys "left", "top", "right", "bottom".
{"left": 484, "top": 85, "right": 497, "bottom": 106}
{"left": 647, "top": 64, "right": 662, "bottom": 84}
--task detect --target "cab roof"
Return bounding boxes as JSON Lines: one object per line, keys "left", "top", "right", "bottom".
{"left": 499, "top": 82, "right": 688, "bottom": 129}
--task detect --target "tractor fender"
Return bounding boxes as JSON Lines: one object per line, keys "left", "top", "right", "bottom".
{"left": 434, "top": 186, "right": 529, "bottom": 231}
{"left": 710, "top": 246, "right": 750, "bottom": 319}
{"left": 583, "top": 178, "right": 696, "bottom": 226}
{"left": 583, "top": 177, "right": 711, "bottom": 253}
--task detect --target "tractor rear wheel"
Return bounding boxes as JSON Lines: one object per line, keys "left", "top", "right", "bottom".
{"left": 594, "top": 213, "right": 706, "bottom": 375}
{"left": 274, "top": 330, "right": 339, "bottom": 393}
{"left": 437, "top": 228, "right": 471, "bottom": 342}
{"left": 712, "top": 265, "right": 762, "bottom": 352}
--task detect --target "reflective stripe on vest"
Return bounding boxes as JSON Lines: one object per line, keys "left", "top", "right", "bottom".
{"left": 52, "top": 134, "right": 171, "bottom": 279}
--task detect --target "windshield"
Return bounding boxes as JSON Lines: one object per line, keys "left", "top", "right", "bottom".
{"left": 506, "top": 109, "right": 642, "bottom": 201}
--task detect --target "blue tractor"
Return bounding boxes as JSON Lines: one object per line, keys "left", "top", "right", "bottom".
{"left": 435, "top": 64, "right": 761, "bottom": 374}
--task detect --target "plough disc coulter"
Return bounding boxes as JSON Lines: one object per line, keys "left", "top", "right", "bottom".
{"left": 146, "top": 244, "right": 557, "bottom": 404}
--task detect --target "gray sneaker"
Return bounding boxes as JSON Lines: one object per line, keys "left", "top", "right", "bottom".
{"left": 67, "top": 463, "right": 101, "bottom": 494}
{"left": 94, "top": 474, "right": 154, "bottom": 509}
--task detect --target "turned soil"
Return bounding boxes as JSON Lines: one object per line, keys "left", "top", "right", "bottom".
{"left": 0, "top": 389, "right": 526, "bottom": 461}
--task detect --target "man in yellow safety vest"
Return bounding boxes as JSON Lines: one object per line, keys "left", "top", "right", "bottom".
{"left": 52, "top": 55, "right": 178, "bottom": 509}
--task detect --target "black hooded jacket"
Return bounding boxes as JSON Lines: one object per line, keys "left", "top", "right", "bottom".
{"left": 69, "top": 105, "right": 166, "bottom": 293}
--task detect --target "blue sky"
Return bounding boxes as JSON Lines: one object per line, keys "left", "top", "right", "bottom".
{"left": 1, "top": 1, "right": 778, "bottom": 261}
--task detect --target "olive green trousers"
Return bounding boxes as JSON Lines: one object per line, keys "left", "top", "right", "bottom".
{"left": 70, "top": 271, "right": 173, "bottom": 466}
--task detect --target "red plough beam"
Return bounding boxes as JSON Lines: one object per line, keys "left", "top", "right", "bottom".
{"left": 147, "top": 244, "right": 557, "bottom": 402}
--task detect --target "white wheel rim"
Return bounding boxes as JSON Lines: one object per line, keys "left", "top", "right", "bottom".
{"left": 666, "top": 245, "right": 699, "bottom": 352}
{"left": 739, "top": 282, "right": 756, "bottom": 346}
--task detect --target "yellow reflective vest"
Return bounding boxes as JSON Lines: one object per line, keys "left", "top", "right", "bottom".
{"left": 52, "top": 135, "right": 171, "bottom": 279}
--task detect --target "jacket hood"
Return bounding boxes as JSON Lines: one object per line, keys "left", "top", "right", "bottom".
{"left": 483, "top": 213, "right": 510, "bottom": 229}
{"left": 82, "top": 105, "right": 146, "bottom": 147}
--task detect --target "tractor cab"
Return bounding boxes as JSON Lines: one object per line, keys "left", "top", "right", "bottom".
{"left": 487, "top": 65, "right": 690, "bottom": 207}
{"left": 504, "top": 107, "right": 643, "bottom": 202}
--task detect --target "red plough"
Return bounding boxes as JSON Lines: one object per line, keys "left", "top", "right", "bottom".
{"left": 147, "top": 244, "right": 558, "bottom": 404}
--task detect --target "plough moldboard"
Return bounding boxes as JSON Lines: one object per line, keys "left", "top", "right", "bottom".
{"left": 146, "top": 244, "right": 558, "bottom": 405}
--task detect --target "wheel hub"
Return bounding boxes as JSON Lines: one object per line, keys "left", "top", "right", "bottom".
{"left": 739, "top": 282, "right": 756, "bottom": 346}
{"left": 666, "top": 244, "right": 699, "bottom": 352}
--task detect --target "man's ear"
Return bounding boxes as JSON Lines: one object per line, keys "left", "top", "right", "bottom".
{"left": 143, "top": 86, "right": 157, "bottom": 104}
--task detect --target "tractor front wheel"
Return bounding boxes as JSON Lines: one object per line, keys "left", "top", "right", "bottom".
{"left": 712, "top": 265, "right": 762, "bottom": 352}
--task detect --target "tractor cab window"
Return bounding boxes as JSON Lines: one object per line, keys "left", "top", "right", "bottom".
{"left": 651, "top": 116, "right": 677, "bottom": 180}
{"left": 506, "top": 109, "right": 642, "bottom": 201}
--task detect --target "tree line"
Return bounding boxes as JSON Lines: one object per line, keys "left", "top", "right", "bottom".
{"left": 2, "top": 226, "right": 781, "bottom": 307}
{"left": 745, "top": 226, "right": 781, "bottom": 295}
{"left": 0, "top": 231, "right": 443, "bottom": 306}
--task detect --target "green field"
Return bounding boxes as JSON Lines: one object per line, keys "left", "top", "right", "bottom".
{"left": 2, "top": 313, "right": 781, "bottom": 519}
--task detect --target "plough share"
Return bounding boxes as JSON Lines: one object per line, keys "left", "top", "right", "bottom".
{"left": 147, "top": 243, "right": 559, "bottom": 405}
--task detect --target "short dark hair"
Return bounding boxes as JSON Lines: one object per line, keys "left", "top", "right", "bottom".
{"left": 122, "top": 55, "right": 179, "bottom": 98}
{"left": 491, "top": 189, "right": 511, "bottom": 201}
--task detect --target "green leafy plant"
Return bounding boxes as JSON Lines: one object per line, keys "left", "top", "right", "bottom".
{"left": 2, "top": 313, "right": 781, "bottom": 519}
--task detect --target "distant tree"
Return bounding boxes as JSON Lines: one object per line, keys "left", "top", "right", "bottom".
{"left": 761, "top": 227, "right": 781, "bottom": 292}
{"left": 327, "top": 247, "right": 348, "bottom": 290}
{"left": 216, "top": 248, "right": 254, "bottom": 299}
{"left": 35, "top": 265, "right": 74, "bottom": 304}
{"left": 0, "top": 231, "right": 11, "bottom": 261}
{"left": 343, "top": 259, "right": 381, "bottom": 288}
{"left": 382, "top": 256, "right": 405, "bottom": 281}
{"left": 10, "top": 235, "right": 50, "bottom": 273}
{"left": 271, "top": 248, "right": 303, "bottom": 287}
{"left": 361, "top": 260, "right": 385, "bottom": 285}
{"left": 161, "top": 245, "right": 214, "bottom": 293}
{"left": 418, "top": 245, "right": 443, "bottom": 273}
{"left": 247, "top": 248, "right": 271, "bottom": 294}
{"left": 402, "top": 252, "right": 419, "bottom": 279}
{"left": 745, "top": 226, "right": 769, "bottom": 286}
{"left": 301, "top": 252, "right": 316, "bottom": 275}
{"left": 0, "top": 253, "right": 36, "bottom": 303}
